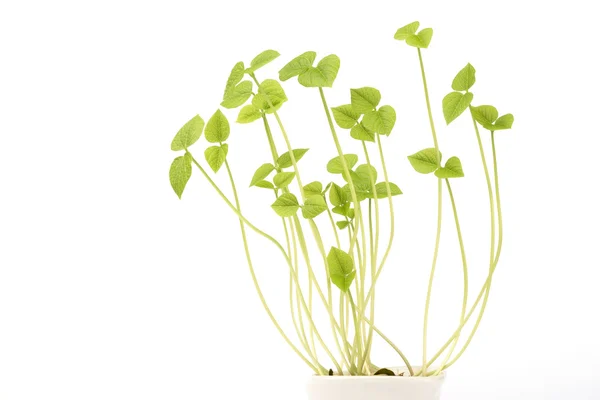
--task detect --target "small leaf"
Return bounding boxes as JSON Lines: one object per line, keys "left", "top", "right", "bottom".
{"left": 303, "top": 181, "right": 323, "bottom": 197}
{"left": 171, "top": 115, "right": 204, "bottom": 151}
{"left": 169, "top": 152, "right": 192, "bottom": 199}
{"left": 327, "top": 247, "right": 356, "bottom": 292}
{"left": 298, "top": 54, "right": 341, "bottom": 88}
{"left": 443, "top": 92, "right": 473, "bottom": 124}
{"left": 406, "top": 28, "right": 433, "bottom": 49}
{"left": 434, "top": 156, "right": 464, "bottom": 178}
{"left": 343, "top": 183, "right": 369, "bottom": 202}
{"left": 329, "top": 183, "right": 348, "bottom": 207}
{"left": 350, "top": 123, "right": 375, "bottom": 142}
{"left": 374, "top": 368, "right": 396, "bottom": 376}
{"left": 271, "top": 193, "right": 300, "bottom": 217}
{"left": 273, "top": 172, "right": 296, "bottom": 188}
{"left": 350, "top": 87, "right": 381, "bottom": 113}
{"left": 327, "top": 154, "right": 359, "bottom": 174}
{"left": 246, "top": 50, "right": 280, "bottom": 73}
{"left": 277, "top": 149, "right": 309, "bottom": 169}
{"left": 372, "top": 182, "right": 402, "bottom": 197}
{"left": 336, "top": 221, "right": 350, "bottom": 230}
{"left": 493, "top": 114, "right": 514, "bottom": 130}
{"left": 221, "top": 81, "right": 253, "bottom": 109}
{"left": 279, "top": 51, "right": 317, "bottom": 81}
{"left": 452, "top": 63, "right": 476, "bottom": 92}
{"left": 250, "top": 163, "right": 275, "bottom": 187}
{"left": 223, "top": 61, "right": 245, "bottom": 99}
{"left": 356, "top": 164, "right": 377, "bottom": 184}
{"left": 205, "top": 110, "right": 230, "bottom": 143}
{"left": 362, "top": 105, "right": 396, "bottom": 135}
{"left": 302, "top": 195, "right": 327, "bottom": 219}
{"left": 394, "top": 21, "right": 420, "bottom": 41}
{"left": 253, "top": 79, "right": 288, "bottom": 113}
{"left": 407, "top": 148, "right": 441, "bottom": 174}
{"left": 204, "top": 144, "right": 228, "bottom": 173}
{"left": 254, "top": 180, "right": 274, "bottom": 189}
{"left": 471, "top": 105, "right": 498, "bottom": 130}
{"left": 332, "top": 104, "right": 360, "bottom": 129}
{"left": 332, "top": 204, "right": 350, "bottom": 216}
{"left": 237, "top": 104, "right": 262, "bottom": 124}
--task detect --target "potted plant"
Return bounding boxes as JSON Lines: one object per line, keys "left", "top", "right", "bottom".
{"left": 167, "top": 20, "right": 513, "bottom": 400}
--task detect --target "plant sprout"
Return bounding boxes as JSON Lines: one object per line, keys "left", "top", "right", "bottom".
{"left": 168, "top": 21, "right": 513, "bottom": 377}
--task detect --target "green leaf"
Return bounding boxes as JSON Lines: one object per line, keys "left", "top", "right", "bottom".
{"left": 332, "top": 104, "right": 360, "bottom": 129}
{"left": 327, "top": 247, "right": 356, "bottom": 292}
{"left": 252, "top": 79, "right": 288, "bottom": 113}
{"left": 254, "top": 180, "right": 274, "bottom": 189}
{"left": 356, "top": 164, "right": 377, "bottom": 184}
{"left": 223, "top": 61, "right": 245, "bottom": 99}
{"left": 220, "top": 81, "right": 253, "bottom": 109}
{"left": 452, "top": 63, "right": 476, "bottom": 92}
{"left": 279, "top": 51, "right": 317, "bottom": 81}
{"left": 362, "top": 105, "right": 396, "bottom": 135}
{"left": 277, "top": 149, "right": 309, "bottom": 169}
{"left": 205, "top": 109, "right": 230, "bottom": 143}
{"left": 271, "top": 193, "right": 300, "bottom": 217}
{"left": 329, "top": 183, "right": 348, "bottom": 207}
{"left": 394, "top": 21, "right": 420, "bottom": 41}
{"left": 343, "top": 183, "right": 369, "bottom": 202}
{"left": 332, "top": 204, "right": 349, "bottom": 216}
{"left": 171, "top": 115, "right": 204, "bottom": 151}
{"left": 493, "top": 114, "right": 514, "bottom": 130}
{"left": 407, "top": 148, "right": 441, "bottom": 174}
{"left": 443, "top": 92, "right": 473, "bottom": 124}
{"left": 246, "top": 50, "right": 280, "bottom": 74}
{"left": 236, "top": 104, "right": 262, "bottom": 124}
{"left": 250, "top": 163, "right": 275, "bottom": 187}
{"left": 273, "top": 172, "right": 296, "bottom": 188}
{"left": 406, "top": 28, "right": 433, "bottom": 49}
{"left": 336, "top": 221, "right": 350, "bottom": 230}
{"left": 302, "top": 195, "right": 327, "bottom": 219}
{"left": 374, "top": 368, "right": 396, "bottom": 376}
{"left": 169, "top": 152, "right": 192, "bottom": 199}
{"left": 350, "top": 123, "right": 375, "bottom": 142}
{"left": 204, "top": 144, "right": 228, "bottom": 173}
{"left": 434, "top": 156, "right": 464, "bottom": 178}
{"left": 298, "top": 54, "right": 341, "bottom": 88}
{"left": 372, "top": 182, "right": 402, "bottom": 197}
{"left": 303, "top": 181, "right": 323, "bottom": 197}
{"left": 471, "top": 105, "right": 498, "bottom": 130}
{"left": 327, "top": 154, "right": 359, "bottom": 174}
{"left": 350, "top": 87, "right": 381, "bottom": 113}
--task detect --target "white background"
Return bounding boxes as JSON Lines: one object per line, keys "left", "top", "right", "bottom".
{"left": 1, "top": 0, "right": 599, "bottom": 399}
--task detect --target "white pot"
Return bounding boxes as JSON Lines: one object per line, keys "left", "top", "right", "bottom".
{"left": 306, "top": 367, "right": 446, "bottom": 400}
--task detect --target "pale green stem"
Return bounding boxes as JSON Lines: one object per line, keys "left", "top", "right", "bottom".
{"left": 363, "top": 317, "right": 414, "bottom": 376}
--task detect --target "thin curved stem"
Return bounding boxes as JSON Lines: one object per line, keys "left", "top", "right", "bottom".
{"left": 363, "top": 317, "right": 414, "bottom": 376}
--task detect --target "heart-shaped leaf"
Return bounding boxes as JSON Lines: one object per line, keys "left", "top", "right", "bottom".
{"left": 332, "top": 104, "right": 360, "bottom": 129}
{"left": 327, "top": 247, "right": 356, "bottom": 292}
{"left": 279, "top": 51, "right": 316, "bottom": 81}
{"left": 336, "top": 221, "right": 350, "bottom": 230}
{"left": 271, "top": 193, "right": 300, "bottom": 217}
{"left": 368, "top": 182, "right": 402, "bottom": 198}
{"left": 205, "top": 109, "right": 230, "bottom": 143}
{"left": 406, "top": 28, "right": 433, "bottom": 49}
{"left": 169, "top": 152, "right": 192, "bottom": 199}
{"left": 223, "top": 61, "right": 245, "bottom": 99}
{"left": 171, "top": 115, "right": 204, "bottom": 151}
{"left": 407, "top": 148, "right": 441, "bottom": 174}
{"left": 220, "top": 80, "right": 253, "bottom": 109}
{"left": 434, "top": 156, "right": 464, "bottom": 178}
{"left": 471, "top": 105, "right": 498, "bottom": 130}
{"left": 394, "top": 21, "right": 420, "bottom": 41}
{"left": 254, "top": 180, "right": 274, "bottom": 189}
{"left": 493, "top": 114, "right": 514, "bottom": 130}
{"left": 350, "top": 87, "right": 381, "bottom": 113}
{"left": 327, "top": 154, "right": 359, "bottom": 174}
{"left": 362, "top": 105, "right": 396, "bottom": 135}
{"left": 443, "top": 92, "right": 473, "bottom": 124}
{"left": 452, "top": 63, "right": 476, "bottom": 92}
{"left": 236, "top": 104, "right": 262, "bottom": 124}
{"left": 298, "top": 54, "right": 340, "bottom": 87}
{"left": 329, "top": 183, "right": 348, "bottom": 207}
{"left": 250, "top": 163, "right": 275, "bottom": 187}
{"left": 302, "top": 195, "right": 327, "bottom": 219}
{"left": 355, "top": 164, "right": 377, "bottom": 184}
{"left": 204, "top": 144, "right": 228, "bottom": 173}
{"left": 277, "top": 149, "right": 309, "bottom": 169}
{"left": 273, "top": 172, "right": 296, "bottom": 188}
{"left": 252, "top": 79, "right": 288, "bottom": 113}
{"left": 303, "top": 181, "right": 323, "bottom": 197}
{"left": 350, "top": 123, "right": 375, "bottom": 142}
{"left": 246, "top": 50, "right": 280, "bottom": 74}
